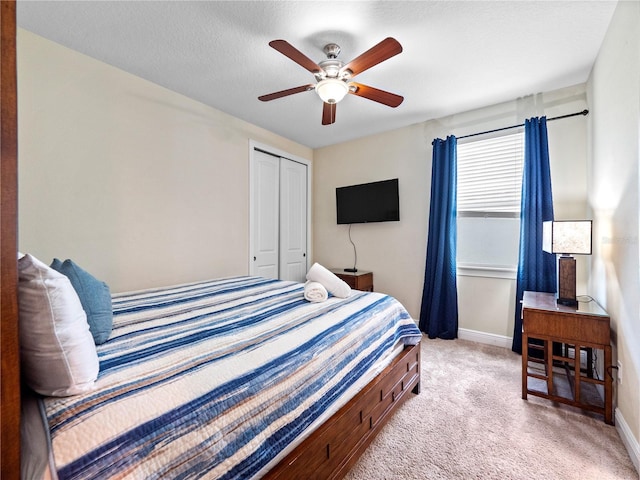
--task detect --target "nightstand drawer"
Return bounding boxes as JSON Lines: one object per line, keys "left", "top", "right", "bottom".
{"left": 331, "top": 270, "right": 374, "bottom": 292}
{"left": 340, "top": 275, "right": 357, "bottom": 289}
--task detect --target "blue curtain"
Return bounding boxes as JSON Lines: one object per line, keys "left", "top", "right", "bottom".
{"left": 419, "top": 136, "right": 458, "bottom": 339}
{"left": 512, "top": 117, "right": 556, "bottom": 353}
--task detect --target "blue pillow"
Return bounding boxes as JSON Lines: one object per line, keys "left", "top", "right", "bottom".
{"left": 50, "top": 259, "right": 113, "bottom": 344}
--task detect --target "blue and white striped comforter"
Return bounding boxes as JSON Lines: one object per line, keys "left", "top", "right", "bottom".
{"left": 44, "top": 276, "right": 422, "bottom": 480}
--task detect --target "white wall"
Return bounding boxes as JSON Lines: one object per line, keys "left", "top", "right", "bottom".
{"left": 587, "top": 0, "right": 640, "bottom": 466}
{"left": 313, "top": 123, "right": 430, "bottom": 318}
{"left": 314, "top": 85, "right": 589, "bottom": 330}
{"left": 17, "top": 30, "right": 312, "bottom": 293}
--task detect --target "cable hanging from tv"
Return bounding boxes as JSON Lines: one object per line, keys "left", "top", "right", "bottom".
{"left": 345, "top": 223, "right": 358, "bottom": 273}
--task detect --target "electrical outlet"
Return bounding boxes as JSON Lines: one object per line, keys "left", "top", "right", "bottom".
{"left": 617, "top": 361, "right": 623, "bottom": 384}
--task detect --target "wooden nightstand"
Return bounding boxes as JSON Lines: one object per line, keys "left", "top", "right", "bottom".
{"left": 331, "top": 269, "right": 374, "bottom": 292}
{"left": 521, "top": 291, "right": 613, "bottom": 424}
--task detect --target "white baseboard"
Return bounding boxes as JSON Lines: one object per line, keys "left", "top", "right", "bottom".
{"left": 616, "top": 408, "right": 640, "bottom": 473}
{"left": 457, "top": 328, "right": 512, "bottom": 349}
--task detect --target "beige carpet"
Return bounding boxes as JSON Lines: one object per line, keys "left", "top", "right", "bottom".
{"left": 345, "top": 338, "right": 638, "bottom": 480}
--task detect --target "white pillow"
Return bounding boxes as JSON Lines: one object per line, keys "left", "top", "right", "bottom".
{"left": 18, "top": 254, "right": 99, "bottom": 396}
{"left": 306, "top": 262, "right": 351, "bottom": 298}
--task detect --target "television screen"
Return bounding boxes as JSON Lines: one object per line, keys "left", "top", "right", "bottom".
{"left": 336, "top": 179, "right": 400, "bottom": 224}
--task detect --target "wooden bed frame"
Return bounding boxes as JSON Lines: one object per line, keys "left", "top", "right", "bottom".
{"left": 265, "top": 342, "right": 421, "bottom": 479}
{"left": 1, "top": 2, "right": 21, "bottom": 479}
{"left": 0, "top": 5, "right": 421, "bottom": 478}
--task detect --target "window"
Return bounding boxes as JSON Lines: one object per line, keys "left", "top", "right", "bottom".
{"left": 456, "top": 131, "right": 524, "bottom": 272}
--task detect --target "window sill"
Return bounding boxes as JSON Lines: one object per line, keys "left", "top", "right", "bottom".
{"left": 457, "top": 264, "right": 517, "bottom": 280}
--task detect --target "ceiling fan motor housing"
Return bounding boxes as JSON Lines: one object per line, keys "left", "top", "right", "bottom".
{"left": 316, "top": 44, "right": 353, "bottom": 80}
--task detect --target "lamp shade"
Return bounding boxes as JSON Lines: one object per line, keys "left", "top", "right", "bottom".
{"left": 542, "top": 220, "right": 592, "bottom": 255}
{"left": 315, "top": 79, "right": 349, "bottom": 104}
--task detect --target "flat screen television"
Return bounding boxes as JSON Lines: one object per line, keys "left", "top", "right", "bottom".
{"left": 336, "top": 178, "right": 400, "bottom": 224}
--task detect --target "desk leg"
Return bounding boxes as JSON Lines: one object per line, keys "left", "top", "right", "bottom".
{"left": 574, "top": 343, "right": 581, "bottom": 404}
{"left": 604, "top": 345, "right": 613, "bottom": 425}
{"left": 546, "top": 339, "right": 554, "bottom": 396}
{"left": 522, "top": 333, "right": 528, "bottom": 399}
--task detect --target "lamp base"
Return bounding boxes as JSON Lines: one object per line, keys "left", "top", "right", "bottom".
{"left": 557, "top": 296, "right": 578, "bottom": 308}
{"left": 557, "top": 255, "right": 577, "bottom": 307}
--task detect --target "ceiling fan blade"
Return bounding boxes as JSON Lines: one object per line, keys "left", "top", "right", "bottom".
{"left": 340, "top": 37, "right": 402, "bottom": 77}
{"left": 269, "top": 40, "right": 323, "bottom": 74}
{"left": 349, "top": 82, "right": 404, "bottom": 107}
{"left": 258, "top": 84, "right": 315, "bottom": 102}
{"left": 322, "top": 102, "right": 336, "bottom": 125}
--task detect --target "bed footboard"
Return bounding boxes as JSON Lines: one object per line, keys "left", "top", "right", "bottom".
{"left": 264, "top": 341, "right": 421, "bottom": 480}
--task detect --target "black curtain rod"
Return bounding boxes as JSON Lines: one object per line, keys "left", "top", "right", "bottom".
{"left": 457, "top": 109, "right": 589, "bottom": 140}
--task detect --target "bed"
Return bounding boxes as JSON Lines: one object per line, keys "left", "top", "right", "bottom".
{"left": 21, "top": 274, "right": 422, "bottom": 479}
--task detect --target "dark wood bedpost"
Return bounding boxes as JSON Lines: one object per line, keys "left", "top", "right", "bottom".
{"left": 1, "top": 1, "right": 21, "bottom": 478}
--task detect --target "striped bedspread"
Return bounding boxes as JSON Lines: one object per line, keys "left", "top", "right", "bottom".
{"left": 44, "top": 276, "right": 422, "bottom": 480}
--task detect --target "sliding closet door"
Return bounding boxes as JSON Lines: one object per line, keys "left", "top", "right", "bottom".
{"left": 251, "top": 150, "right": 280, "bottom": 279}
{"left": 279, "top": 158, "right": 307, "bottom": 282}
{"left": 250, "top": 148, "right": 308, "bottom": 282}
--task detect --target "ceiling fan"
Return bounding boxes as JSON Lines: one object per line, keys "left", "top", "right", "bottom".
{"left": 258, "top": 38, "right": 404, "bottom": 125}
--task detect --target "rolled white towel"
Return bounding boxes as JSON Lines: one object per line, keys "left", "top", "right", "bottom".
{"left": 306, "top": 263, "right": 351, "bottom": 299}
{"left": 304, "top": 281, "right": 328, "bottom": 303}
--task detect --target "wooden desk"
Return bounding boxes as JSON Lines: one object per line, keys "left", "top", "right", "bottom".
{"left": 331, "top": 269, "right": 373, "bottom": 292}
{"left": 521, "top": 291, "right": 613, "bottom": 424}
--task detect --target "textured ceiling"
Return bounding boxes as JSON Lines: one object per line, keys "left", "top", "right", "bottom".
{"left": 17, "top": 1, "right": 617, "bottom": 149}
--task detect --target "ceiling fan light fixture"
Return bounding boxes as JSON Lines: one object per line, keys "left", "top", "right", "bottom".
{"left": 315, "top": 78, "right": 349, "bottom": 104}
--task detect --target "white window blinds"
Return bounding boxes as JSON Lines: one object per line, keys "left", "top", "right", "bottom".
{"left": 457, "top": 131, "right": 524, "bottom": 217}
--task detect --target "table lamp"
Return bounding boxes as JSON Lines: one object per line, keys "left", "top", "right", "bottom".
{"left": 542, "top": 220, "right": 592, "bottom": 307}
